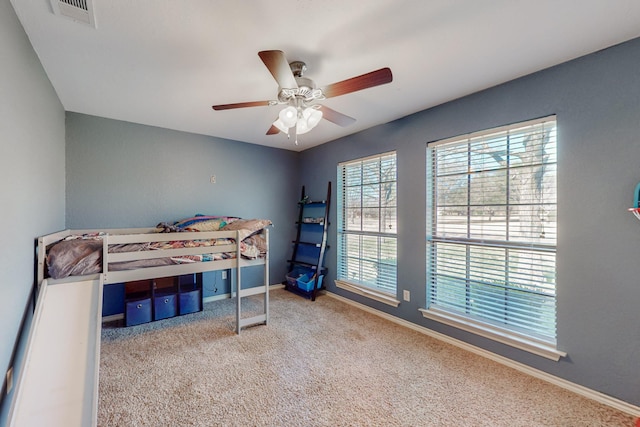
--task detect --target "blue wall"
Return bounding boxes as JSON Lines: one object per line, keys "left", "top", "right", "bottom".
{"left": 65, "top": 112, "right": 300, "bottom": 291}
{"left": 0, "top": 0, "right": 66, "bottom": 423}
{"left": 300, "top": 38, "right": 640, "bottom": 406}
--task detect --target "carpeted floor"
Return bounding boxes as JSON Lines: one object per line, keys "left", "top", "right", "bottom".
{"left": 99, "top": 288, "right": 636, "bottom": 426}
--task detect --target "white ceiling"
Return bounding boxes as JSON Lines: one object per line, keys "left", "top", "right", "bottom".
{"left": 10, "top": 1, "right": 640, "bottom": 152}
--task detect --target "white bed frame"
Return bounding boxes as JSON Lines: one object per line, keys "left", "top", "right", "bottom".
{"left": 9, "top": 227, "right": 269, "bottom": 427}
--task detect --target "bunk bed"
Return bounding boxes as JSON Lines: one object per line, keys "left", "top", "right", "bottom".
{"left": 9, "top": 217, "right": 271, "bottom": 427}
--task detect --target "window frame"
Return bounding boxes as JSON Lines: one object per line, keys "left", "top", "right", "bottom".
{"left": 336, "top": 151, "right": 398, "bottom": 306}
{"left": 422, "top": 116, "right": 565, "bottom": 360}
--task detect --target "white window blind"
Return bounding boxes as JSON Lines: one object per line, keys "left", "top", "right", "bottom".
{"left": 427, "top": 117, "right": 557, "bottom": 343}
{"left": 337, "top": 152, "right": 397, "bottom": 295}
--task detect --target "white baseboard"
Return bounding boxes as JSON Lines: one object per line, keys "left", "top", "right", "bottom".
{"left": 326, "top": 292, "right": 640, "bottom": 418}
{"left": 203, "top": 293, "right": 230, "bottom": 303}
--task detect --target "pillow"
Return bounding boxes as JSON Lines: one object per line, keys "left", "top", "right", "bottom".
{"left": 220, "top": 218, "right": 272, "bottom": 240}
{"left": 243, "top": 234, "right": 267, "bottom": 256}
{"left": 183, "top": 219, "right": 226, "bottom": 232}
{"left": 173, "top": 215, "right": 240, "bottom": 230}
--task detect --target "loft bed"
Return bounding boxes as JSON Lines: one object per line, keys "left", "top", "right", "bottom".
{"left": 9, "top": 216, "right": 271, "bottom": 427}
{"left": 38, "top": 216, "right": 272, "bottom": 287}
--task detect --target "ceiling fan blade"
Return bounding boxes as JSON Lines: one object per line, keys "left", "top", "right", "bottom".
{"left": 322, "top": 67, "right": 393, "bottom": 98}
{"left": 318, "top": 105, "right": 356, "bottom": 127}
{"left": 266, "top": 124, "right": 280, "bottom": 135}
{"left": 212, "top": 101, "right": 271, "bottom": 111}
{"left": 258, "top": 50, "right": 298, "bottom": 89}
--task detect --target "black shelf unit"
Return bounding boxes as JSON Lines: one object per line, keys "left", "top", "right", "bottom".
{"left": 124, "top": 273, "right": 203, "bottom": 326}
{"left": 285, "top": 182, "right": 331, "bottom": 301}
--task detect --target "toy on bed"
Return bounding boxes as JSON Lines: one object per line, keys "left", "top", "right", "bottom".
{"left": 44, "top": 215, "right": 271, "bottom": 281}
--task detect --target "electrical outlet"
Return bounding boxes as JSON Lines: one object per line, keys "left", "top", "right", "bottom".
{"left": 221, "top": 270, "right": 227, "bottom": 280}
{"left": 6, "top": 367, "right": 13, "bottom": 395}
{"left": 210, "top": 175, "right": 216, "bottom": 184}
{"left": 403, "top": 290, "right": 410, "bottom": 302}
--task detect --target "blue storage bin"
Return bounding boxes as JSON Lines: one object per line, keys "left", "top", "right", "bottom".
{"left": 154, "top": 293, "right": 177, "bottom": 320}
{"left": 125, "top": 298, "right": 152, "bottom": 326}
{"left": 179, "top": 289, "right": 202, "bottom": 315}
{"left": 286, "top": 267, "right": 313, "bottom": 287}
{"left": 297, "top": 274, "right": 323, "bottom": 292}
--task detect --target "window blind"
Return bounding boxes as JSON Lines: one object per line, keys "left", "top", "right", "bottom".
{"left": 427, "top": 117, "right": 557, "bottom": 342}
{"left": 337, "top": 152, "right": 397, "bottom": 294}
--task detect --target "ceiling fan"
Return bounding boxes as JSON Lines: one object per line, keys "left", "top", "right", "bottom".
{"left": 212, "top": 50, "right": 393, "bottom": 144}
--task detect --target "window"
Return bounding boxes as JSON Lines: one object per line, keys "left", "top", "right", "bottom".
{"left": 336, "top": 152, "right": 397, "bottom": 305}
{"left": 424, "top": 116, "right": 562, "bottom": 359}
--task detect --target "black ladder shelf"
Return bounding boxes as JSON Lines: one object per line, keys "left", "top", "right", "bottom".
{"left": 285, "top": 182, "right": 331, "bottom": 301}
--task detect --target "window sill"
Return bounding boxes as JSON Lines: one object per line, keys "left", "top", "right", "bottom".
{"left": 419, "top": 307, "right": 567, "bottom": 361}
{"left": 335, "top": 280, "right": 400, "bottom": 307}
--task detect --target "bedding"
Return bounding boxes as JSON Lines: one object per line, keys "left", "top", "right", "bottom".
{"left": 45, "top": 217, "right": 271, "bottom": 280}
{"left": 171, "top": 215, "right": 240, "bottom": 231}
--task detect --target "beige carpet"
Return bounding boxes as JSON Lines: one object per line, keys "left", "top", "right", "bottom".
{"left": 99, "top": 288, "right": 636, "bottom": 426}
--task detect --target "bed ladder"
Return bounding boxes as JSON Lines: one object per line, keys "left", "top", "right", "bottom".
{"left": 234, "top": 228, "right": 269, "bottom": 333}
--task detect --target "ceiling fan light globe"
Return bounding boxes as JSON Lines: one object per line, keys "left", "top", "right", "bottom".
{"left": 273, "top": 118, "right": 289, "bottom": 134}
{"left": 301, "top": 107, "right": 313, "bottom": 120}
{"left": 297, "top": 108, "right": 322, "bottom": 135}
{"left": 279, "top": 106, "right": 297, "bottom": 128}
{"left": 306, "top": 108, "right": 323, "bottom": 128}
{"left": 296, "top": 121, "right": 311, "bottom": 134}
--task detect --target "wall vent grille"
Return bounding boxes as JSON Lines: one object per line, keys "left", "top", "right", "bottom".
{"left": 50, "top": 0, "right": 96, "bottom": 28}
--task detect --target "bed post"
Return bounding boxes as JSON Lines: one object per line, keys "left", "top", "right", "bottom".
{"left": 36, "top": 237, "right": 45, "bottom": 288}
{"left": 236, "top": 230, "right": 242, "bottom": 334}
{"left": 102, "top": 234, "right": 109, "bottom": 283}
{"left": 264, "top": 228, "right": 269, "bottom": 325}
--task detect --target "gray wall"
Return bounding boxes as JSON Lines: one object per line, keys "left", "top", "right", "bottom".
{"left": 65, "top": 113, "right": 300, "bottom": 286}
{"left": 300, "top": 38, "right": 640, "bottom": 406}
{"left": 0, "top": 0, "right": 66, "bottom": 422}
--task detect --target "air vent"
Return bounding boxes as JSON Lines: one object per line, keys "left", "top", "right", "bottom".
{"left": 50, "top": 0, "right": 96, "bottom": 28}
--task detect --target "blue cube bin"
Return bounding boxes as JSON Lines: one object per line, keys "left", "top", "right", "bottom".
{"left": 125, "top": 298, "right": 152, "bottom": 326}
{"left": 154, "top": 293, "right": 177, "bottom": 320}
{"left": 180, "top": 289, "right": 202, "bottom": 315}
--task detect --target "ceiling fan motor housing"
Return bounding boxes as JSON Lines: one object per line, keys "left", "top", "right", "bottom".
{"left": 289, "top": 61, "right": 307, "bottom": 77}
{"left": 278, "top": 77, "right": 324, "bottom": 104}
{"left": 275, "top": 60, "right": 324, "bottom": 104}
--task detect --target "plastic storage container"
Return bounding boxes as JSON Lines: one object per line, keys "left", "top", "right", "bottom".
{"left": 297, "top": 274, "right": 323, "bottom": 292}
{"left": 286, "top": 267, "right": 313, "bottom": 288}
